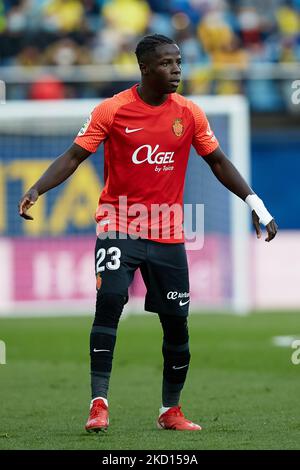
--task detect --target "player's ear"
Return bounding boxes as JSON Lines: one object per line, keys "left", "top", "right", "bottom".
{"left": 139, "top": 61, "right": 149, "bottom": 76}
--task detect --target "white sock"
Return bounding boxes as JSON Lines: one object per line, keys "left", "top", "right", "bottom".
{"left": 159, "top": 406, "right": 171, "bottom": 416}
{"left": 91, "top": 396, "right": 108, "bottom": 407}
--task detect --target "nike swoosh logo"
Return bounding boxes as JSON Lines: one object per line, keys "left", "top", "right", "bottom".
{"left": 125, "top": 127, "right": 144, "bottom": 134}
{"left": 93, "top": 349, "right": 110, "bottom": 353}
{"left": 172, "top": 364, "right": 189, "bottom": 370}
{"left": 179, "top": 299, "right": 190, "bottom": 307}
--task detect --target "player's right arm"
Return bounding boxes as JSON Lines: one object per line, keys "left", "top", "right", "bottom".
{"left": 19, "top": 96, "right": 121, "bottom": 220}
{"left": 18, "top": 143, "right": 91, "bottom": 220}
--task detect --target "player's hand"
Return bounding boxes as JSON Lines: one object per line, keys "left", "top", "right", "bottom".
{"left": 18, "top": 188, "right": 39, "bottom": 220}
{"left": 252, "top": 210, "right": 278, "bottom": 242}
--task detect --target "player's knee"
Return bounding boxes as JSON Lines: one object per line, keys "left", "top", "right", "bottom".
{"left": 159, "top": 314, "right": 189, "bottom": 345}
{"left": 163, "top": 347, "right": 191, "bottom": 363}
{"left": 94, "top": 293, "right": 126, "bottom": 328}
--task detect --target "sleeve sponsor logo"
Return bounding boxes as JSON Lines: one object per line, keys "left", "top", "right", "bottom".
{"left": 206, "top": 122, "right": 216, "bottom": 142}
{"left": 77, "top": 114, "right": 92, "bottom": 136}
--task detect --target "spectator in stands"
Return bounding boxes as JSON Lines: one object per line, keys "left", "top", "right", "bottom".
{"left": 237, "top": 6, "right": 262, "bottom": 47}
{"left": 102, "top": 0, "right": 151, "bottom": 35}
{"left": 1, "top": 0, "right": 300, "bottom": 110}
{"left": 43, "top": 38, "right": 92, "bottom": 66}
{"left": 42, "top": 0, "right": 84, "bottom": 33}
{"left": 29, "top": 74, "right": 66, "bottom": 99}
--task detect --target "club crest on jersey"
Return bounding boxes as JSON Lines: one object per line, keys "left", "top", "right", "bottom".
{"left": 172, "top": 118, "right": 184, "bottom": 137}
{"left": 96, "top": 273, "right": 102, "bottom": 290}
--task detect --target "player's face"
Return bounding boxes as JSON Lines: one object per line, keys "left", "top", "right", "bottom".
{"left": 145, "top": 44, "right": 182, "bottom": 93}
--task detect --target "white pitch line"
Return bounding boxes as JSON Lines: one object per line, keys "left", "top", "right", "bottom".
{"left": 272, "top": 336, "right": 300, "bottom": 347}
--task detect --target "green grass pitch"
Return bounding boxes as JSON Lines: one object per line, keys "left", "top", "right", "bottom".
{"left": 0, "top": 312, "right": 300, "bottom": 450}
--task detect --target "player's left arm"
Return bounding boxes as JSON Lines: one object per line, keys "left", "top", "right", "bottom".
{"left": 202, "top": 146, "right": 278, "bottom": 242}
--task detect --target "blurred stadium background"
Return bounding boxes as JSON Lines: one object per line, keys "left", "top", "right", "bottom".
{"left": 1, "top": 0, "right": 300, "bottom": 452}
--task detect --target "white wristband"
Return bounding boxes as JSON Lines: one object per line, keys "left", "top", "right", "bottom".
{"left": 245, "top": 194, "right": 273, "bottom": 226}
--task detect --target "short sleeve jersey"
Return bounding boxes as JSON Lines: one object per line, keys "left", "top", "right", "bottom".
{"left": 74, "top": 84, "right": 219, "bottom": 243}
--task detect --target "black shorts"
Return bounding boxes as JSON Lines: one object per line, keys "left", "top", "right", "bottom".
{"left": 94, "top": 233, "right": 190, "bottom": 317}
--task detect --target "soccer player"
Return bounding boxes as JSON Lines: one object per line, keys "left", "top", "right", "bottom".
{"left": 19, "top": 34, "right": 278, "bottom": 432}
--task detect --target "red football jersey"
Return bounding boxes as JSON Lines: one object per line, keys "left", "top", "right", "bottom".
{"left": 74, "top": 84, "right": 219, "bottom": 243}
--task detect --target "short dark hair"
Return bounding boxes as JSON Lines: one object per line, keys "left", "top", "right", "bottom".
{"left": 135, "top": 34, "right": 176, "bottom": 63}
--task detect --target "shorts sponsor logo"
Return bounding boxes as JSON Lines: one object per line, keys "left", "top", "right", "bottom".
{"left": 167, "top": 291, "right": 189, "bottom": 300}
